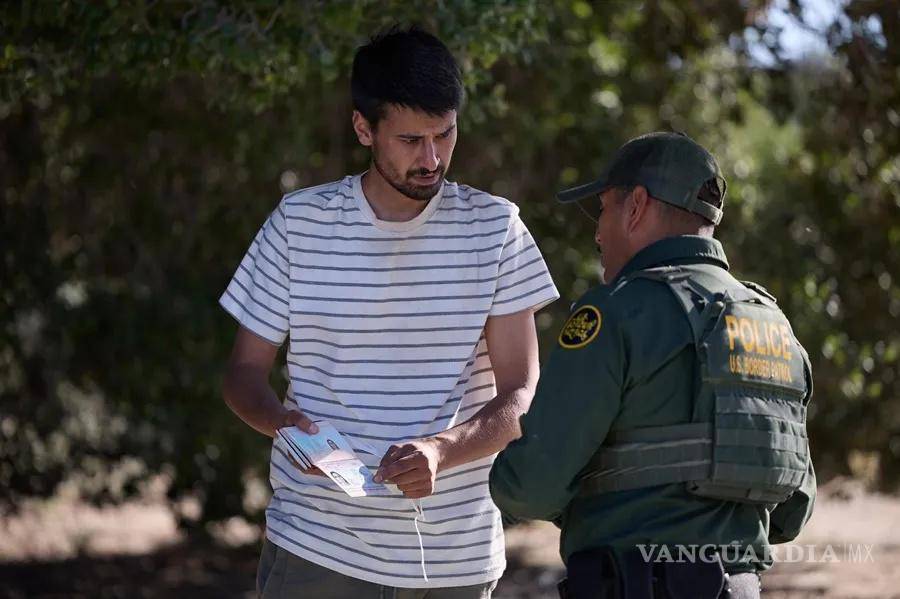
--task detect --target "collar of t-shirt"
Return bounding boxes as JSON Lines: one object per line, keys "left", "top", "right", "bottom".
{"left": 353, "top": 172, "right": 445, "bottom": 232}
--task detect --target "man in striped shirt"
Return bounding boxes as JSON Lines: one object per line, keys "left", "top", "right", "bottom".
{"left": 220, "top": 26, "right": 558, "bottom": 598}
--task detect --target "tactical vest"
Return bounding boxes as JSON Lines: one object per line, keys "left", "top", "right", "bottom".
{"left": 579, "top": 264, "right": 812, "bottom": 505}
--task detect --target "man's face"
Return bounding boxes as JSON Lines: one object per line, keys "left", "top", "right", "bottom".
{"left": 593, "top": 188, "right": 630, "bottom": 283}
{"left": 362, "top": 104, "right": 458, "bottom": 201}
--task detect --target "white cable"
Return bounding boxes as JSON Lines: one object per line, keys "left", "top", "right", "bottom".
{"left": 412, "top": 500, "right": 428, "bottom": 582}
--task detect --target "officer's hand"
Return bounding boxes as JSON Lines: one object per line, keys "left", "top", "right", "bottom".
{"left": 278, "top": 409, "right": 324, "bottom": 476}
{"left": 374, "top": 440, "right": 441, "bottom": 498}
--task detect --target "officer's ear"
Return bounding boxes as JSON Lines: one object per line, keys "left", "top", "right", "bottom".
{"left": 625, "top": 185, "right": 652, "bottom": 233}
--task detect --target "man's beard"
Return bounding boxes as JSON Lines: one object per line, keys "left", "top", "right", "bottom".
{"left": 372, "top": 149, "right": 445, "bottom": 202}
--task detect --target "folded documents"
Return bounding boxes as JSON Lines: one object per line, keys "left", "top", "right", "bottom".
{"left": 277, "top": 421, "right": 391, "bottom": 498}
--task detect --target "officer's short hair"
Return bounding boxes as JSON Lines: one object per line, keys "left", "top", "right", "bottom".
{"left": 615, "top": 180, "right": 722, "bottom": 229}
{"left": 697, "top": 178, "right": 724, "bottom": 212}
{"left": 657, "top": 179, "right": 721, "bottom": 232}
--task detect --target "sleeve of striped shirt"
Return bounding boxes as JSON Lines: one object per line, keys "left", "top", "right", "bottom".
{"left": 219, "top": 201, "right": 291, "bottom": 345}
{"left": 490, "top": 213, "right": 559, "bottom": 316}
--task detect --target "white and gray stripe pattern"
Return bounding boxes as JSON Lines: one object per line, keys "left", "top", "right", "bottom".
{"left": 220, "top": 174, "right": 558, "bottom": 588}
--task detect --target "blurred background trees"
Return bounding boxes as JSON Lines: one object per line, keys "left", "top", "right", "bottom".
{"left": 1, "top": 0, "right": 897, "bottom": 525}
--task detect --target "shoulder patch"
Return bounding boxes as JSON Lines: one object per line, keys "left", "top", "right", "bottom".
{"left": 559, "top": 305, "right": 602, "bottom": 349}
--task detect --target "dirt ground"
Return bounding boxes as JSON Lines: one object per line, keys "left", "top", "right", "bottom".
{"left": 2, "top": 479, "right": 900, "bottom": 598}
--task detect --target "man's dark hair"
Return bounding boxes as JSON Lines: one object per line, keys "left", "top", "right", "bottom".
{"left": 351, "top": 25, "right": 464, "bottom": 127}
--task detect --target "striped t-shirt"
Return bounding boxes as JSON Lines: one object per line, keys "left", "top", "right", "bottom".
{"left": 220, "top": 174, "right": 558, "bottom": 588}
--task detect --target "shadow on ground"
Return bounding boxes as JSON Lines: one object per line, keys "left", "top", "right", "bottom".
{"left": 3, "top": 538, "right": 900, "bottom": 598}
{"left": 5, "top": 482, "right": 900, "bottom": 599}
{"left": 0, "top": 537, "right": 567, "bottom": 599}
{"left": 0, "top": 536, "right": 259, "bottom": 599}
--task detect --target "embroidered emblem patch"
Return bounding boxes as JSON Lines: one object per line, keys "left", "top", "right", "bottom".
{"left": 559, "top": 305, "right": 602, "bottom": 349}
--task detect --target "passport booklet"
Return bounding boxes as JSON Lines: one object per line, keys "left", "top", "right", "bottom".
{"left": 277, "top": 420, "right": 391, "bottom": 498}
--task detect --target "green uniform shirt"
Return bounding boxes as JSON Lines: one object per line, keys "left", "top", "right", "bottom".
{"left": 489, "top": 235, "right": 815, "bottom": 573}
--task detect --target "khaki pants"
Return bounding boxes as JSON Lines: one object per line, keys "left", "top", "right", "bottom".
{"left": 257, "top": 538, "right": 498, "bottom": 599}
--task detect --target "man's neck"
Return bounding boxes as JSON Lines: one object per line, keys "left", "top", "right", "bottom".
{"left": 361, "top": 168, "right": 431, "bottom": 222}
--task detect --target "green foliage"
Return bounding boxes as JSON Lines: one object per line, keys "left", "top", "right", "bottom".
{"left": 1, "top": 0, "right": 898, "bottom": 522}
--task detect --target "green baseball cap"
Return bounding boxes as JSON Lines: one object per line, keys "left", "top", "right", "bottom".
{"left": 557, "top": 131, "right": 727, "bottom": 225}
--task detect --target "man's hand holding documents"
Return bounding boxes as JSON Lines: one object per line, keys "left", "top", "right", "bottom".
{"left": 277, "top": 421, "right": 391, "bottom": 498}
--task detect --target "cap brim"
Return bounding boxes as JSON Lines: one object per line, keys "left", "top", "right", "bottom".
{"left": 556, "top": 178, "right": 607, "bottom": 203}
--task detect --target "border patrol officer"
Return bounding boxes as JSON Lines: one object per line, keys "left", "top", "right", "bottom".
{"left": 489, "top": 132, "right": 816, "bottom": 599}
